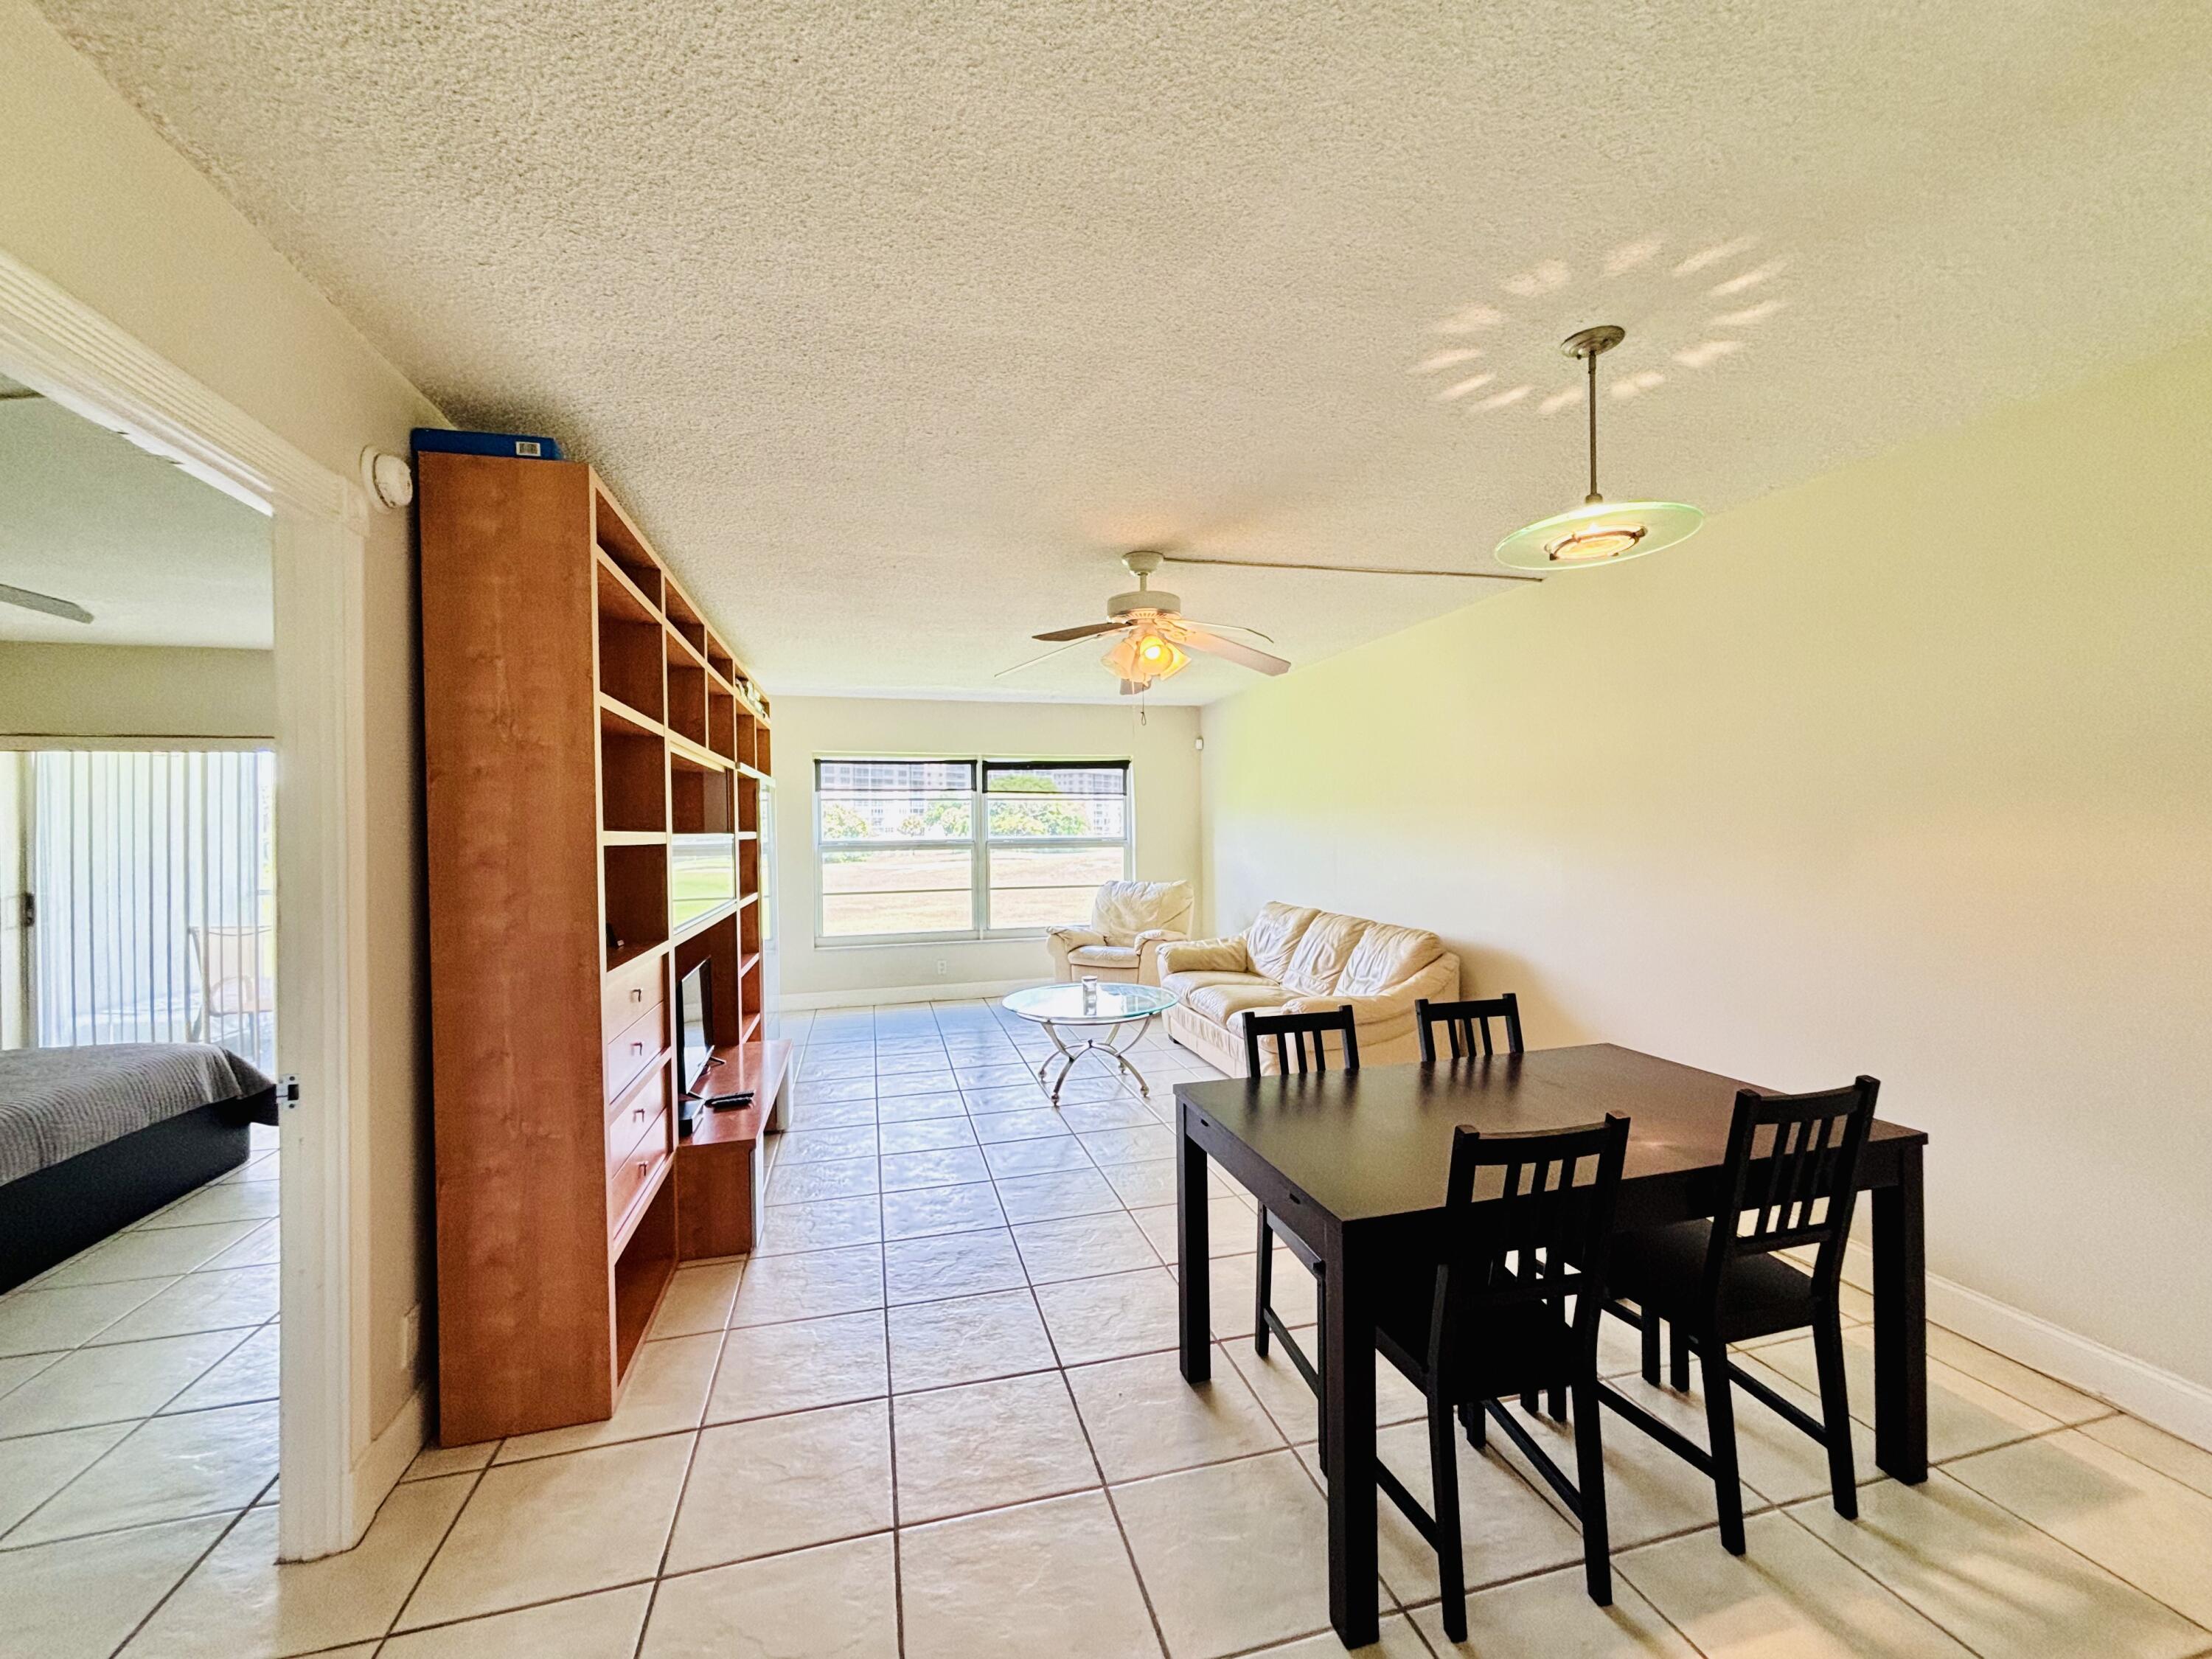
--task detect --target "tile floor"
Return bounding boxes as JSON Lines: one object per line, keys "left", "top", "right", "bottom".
{"left": 6, "top": 1000, "right": 2211, "bottom": 1658}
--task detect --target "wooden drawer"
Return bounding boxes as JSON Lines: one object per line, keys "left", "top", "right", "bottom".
{"left": 602, "top": 948, "right": 666, "bottom": 1044}
{"left": 603, "top": 998, "right": 667, "bottom": 1106}
{"left": 608, "top": 1126, "right": 668, "bottom": 1234}
{"left": 608, "top": 1065, "right": 669, "bottom": 1173}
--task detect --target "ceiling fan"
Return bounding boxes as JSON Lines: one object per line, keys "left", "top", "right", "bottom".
{"left": 0, "top": 582, "right": 93, "bottom": 625}
{"left": 1001, "top": 550, "right": 1291, "bottom": 695}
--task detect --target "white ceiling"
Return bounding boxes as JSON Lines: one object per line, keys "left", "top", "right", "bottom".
{"left": 0, "top": 388, "right": 271, "bottom": 647}
{"left": 35, "top": 1, "right": 2212, "bottom": 701}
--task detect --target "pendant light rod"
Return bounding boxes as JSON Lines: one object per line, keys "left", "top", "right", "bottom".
{"left": 1562, "top": 323, "right": 1624, "bottom": 507}
{"left": 1586, "top": 346, "right": 1600, "bottom": 503}
{"left": 1159, "top": 553, "right": 1541, "bottom": 583}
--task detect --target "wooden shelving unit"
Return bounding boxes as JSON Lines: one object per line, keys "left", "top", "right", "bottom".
{"left": 419, "top": 451, "right": 773, "bottom": 1445}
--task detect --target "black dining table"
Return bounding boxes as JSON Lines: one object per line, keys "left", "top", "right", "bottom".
{"left": 1174, "top": 1043, "right": 1929, "bottom": 1649}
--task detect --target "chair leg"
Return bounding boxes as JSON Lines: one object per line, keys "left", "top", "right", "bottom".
{"left": 1571, "top": 1377, "right": 1613, "bottom": 1606}
{"left": 1429, "top": 1390, "right": 1467, "bottom": 1641}
{"left": 1459, "top": 1398, "right": 1486, "bottom": 1451}
{"left": 1253, "top": 1209, "right": 1273, "bottom": 1357}
{"left": 1641, "top": 1306, "right": 1662, "bottom": 1385}
{"left": 1812, "top": 1308, "right": 1860, "bottom": 1520}
{"left": 1700, "top": 1331, "right": 1746, "bottom": 1555}
{"left": 1669, "top": 1318, "right": 1691, "bottom": 1391}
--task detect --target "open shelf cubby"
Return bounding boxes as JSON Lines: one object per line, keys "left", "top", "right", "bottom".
{"left": 610, "top": 1171, "right": 677, "bottom": 1377}
{"left": 707, "top": 689, "right": 735, "bottom": 760}
{"left": 603, "top": 842, "right": 670, "bottom": 970}
{"left": 595, "top": 489, "right": 664, "bottom": 611}
{"left": 600, "top": 726, "right": 667, "bottom": 832}
{"left": 665, "top": 645, "right": 707, "bottom": 748}
{"left": 597, "top": 568, "right": 666, "bottom": 721}
{"left": 737, "top": 773, "right": 759, "bottom": 835}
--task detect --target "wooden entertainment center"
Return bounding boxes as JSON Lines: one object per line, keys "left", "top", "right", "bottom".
{"left": 418, "top": 451, "right": 788, "bottom": 1445}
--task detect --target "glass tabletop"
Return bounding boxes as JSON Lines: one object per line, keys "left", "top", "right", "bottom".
{"left": 1002, "top": 982, "right": 1180, "bottom": 1023}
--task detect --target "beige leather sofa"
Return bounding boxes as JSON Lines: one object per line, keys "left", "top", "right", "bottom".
{"left": 1045, "top": 879, "right": 1195, "bottom": 987}
{"left": 1157, "top": 902, "right": 1461, "bottom": 1073}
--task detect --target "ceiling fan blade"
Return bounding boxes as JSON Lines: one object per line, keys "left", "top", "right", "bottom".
{"left": 1031, "top": 621, "right": 1123, "bottom": 642}
{"left": 1180, "top": 627, "right": 1291, "bottom": 676}
{"left": 995, "top": 637, "right": 1089, "bottom": 678}
{"left": 1178, "top": 617, "right": 1277, "bottom": 645}
{"left": 0, "top": 582, "right": 93, "bottom": 625}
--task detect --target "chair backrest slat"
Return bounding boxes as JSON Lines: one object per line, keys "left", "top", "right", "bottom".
{"left": 1427, "top": 1114, "right": 1631, "bottom": 1382}
{"left": 1242, "top": 1005, "right": 1361, "bottom": 1077}
{"left": 1415, "top": 993, "right": 1526, "bottom": 1065}
{"left": 1705, "top": 1077, "right": 1880, "bottom": 1301}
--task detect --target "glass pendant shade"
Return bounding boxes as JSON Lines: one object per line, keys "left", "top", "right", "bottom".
{"left": 1494, "top": 323, "right": 1703, "bottom": 573}
{"left": 1493, "top": 498, "right": 1703, "bottom": 571}
{"left": 1101, "top": 627, "right": 1189, "bottom": 686}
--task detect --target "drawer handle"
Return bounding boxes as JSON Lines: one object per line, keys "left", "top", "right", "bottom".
{"left": 633, "top": 1107, "right": 644, "bottom": 1124}
{"left": 636, "top": 1161, "right": 648, "bottom": 1178}
{"left": 630, "top": 1042, "right": 644, "bottom": 1055}
{"left": 630, "top": 988, "right": 643, "bottom": 1003}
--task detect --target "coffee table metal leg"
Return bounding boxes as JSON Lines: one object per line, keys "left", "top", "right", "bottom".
{"left": 1036, "top": 1015, "right": 1158, "bottom": 1105}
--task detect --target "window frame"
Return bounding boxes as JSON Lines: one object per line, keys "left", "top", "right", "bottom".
{"left": 813, "top": 754, "right": 1134, "bottom": 946}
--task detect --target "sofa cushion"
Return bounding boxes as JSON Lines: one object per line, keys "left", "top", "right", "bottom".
{"left": 1279, "top": 911, "right": 1368, "bottom": 995}
{"left": 1186, "top": 981, "right": 1289, "bottom": 1027}
{"left": 1338, "top": 919, "right": 1447, "bottom": 995}
{"left": 1245, "top": 902, "right": 1319, "bottom": 981}
{"left": 1161, "top": 968, "right": 1273, "bottom": 1001}
{"left": 1067, "top": 943, "right": 1141, "bottom": 968}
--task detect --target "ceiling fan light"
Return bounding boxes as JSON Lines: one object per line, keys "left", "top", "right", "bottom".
{"left": 1101, "top": 630, "right": 1189, "bottom": 686}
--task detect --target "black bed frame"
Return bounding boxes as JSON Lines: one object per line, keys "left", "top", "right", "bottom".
{"left": 0, "top": 1086, "right": 280, "bottom": 1293}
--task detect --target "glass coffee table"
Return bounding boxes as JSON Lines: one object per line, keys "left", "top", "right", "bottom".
{"left": 1001, "top": 982, "right": 1182, "bottom": 1106}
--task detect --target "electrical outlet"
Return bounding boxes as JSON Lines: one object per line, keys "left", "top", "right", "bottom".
{"left": 934, "top": 959, "right": 948, "bottom": 977}
{"left": 401, "top": 1305, "right": 422, "bottom": 1372}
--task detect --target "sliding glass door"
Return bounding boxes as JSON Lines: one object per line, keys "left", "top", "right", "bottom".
{"left": 24, "top": 748, "right": 276, "bottom": 1070}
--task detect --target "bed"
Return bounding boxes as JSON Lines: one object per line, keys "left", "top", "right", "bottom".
{"left": 0, "top": 1043, "right": 279, "bottom": 1291}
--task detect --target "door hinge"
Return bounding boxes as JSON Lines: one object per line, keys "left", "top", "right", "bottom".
{"left": 16, "top": 891, "right": 31, "bottom": 930}
{"left": 279, "top": 1075, "right": 302, "bottom": 1110}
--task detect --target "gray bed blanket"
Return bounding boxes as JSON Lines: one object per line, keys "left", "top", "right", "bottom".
{"left": 0, "top": 1044, "right": 276, "bottom": 1184}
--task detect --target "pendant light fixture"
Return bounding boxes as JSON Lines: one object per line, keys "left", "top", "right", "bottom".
{"left": 1494, "top": 324, "right": 1703, "bottom": 571}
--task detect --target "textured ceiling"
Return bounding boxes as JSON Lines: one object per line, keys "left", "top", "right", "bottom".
{"left": 35, "top": 1, "right": 2212, "bottom": 702}
{"left": 0, "top": 391, "right": 271, "bottom": 646}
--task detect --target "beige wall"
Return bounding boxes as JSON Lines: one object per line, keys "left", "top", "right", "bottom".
{"left": 2, "top": 0, "right": 443, "bottom": 1439}
{"left": 1201, "top": 338, "right": 2212, "bottom": 1394}
{"left": 773, "top": 695, "right": 1203, "bottom": 1002}
{"left": 0, "top": 643, "right": 275, "bottom": 738}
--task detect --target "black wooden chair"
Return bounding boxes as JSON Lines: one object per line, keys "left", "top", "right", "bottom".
{"left": 1416, "top": 993, "right": 1525, "bottom": 1063}
{"left": 1599, "top": 1077, "right": 1879, "bottom": 1555}
{"left": 1242, "top": 1006, "right": 1358, "bottom": 1453}
{"left": 1372, "top": 1114, "right": 1630, "bottom": 1635}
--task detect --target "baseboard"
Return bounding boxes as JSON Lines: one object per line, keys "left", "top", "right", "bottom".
{"left": 776, "top": 977, "right": 1040, "bottom": 1012}
{"left": 1843, "top": 1240, "right": 2212, "bottom": 1453}
{"left": 347, "top": 1385, "right": 425, "bottom": 1542}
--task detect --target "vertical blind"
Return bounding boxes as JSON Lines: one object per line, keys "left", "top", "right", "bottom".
{"left": 30, "top": 748, "right": 277, "bottom": 1071}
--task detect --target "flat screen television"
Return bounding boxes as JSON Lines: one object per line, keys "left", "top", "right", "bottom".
{"left": 676, "top": 960, "right": 713, "bottom": 1135}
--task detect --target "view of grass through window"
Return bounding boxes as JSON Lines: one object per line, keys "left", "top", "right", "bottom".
{"left": 817, "top": 757, "right": 1130, "bottom": 938}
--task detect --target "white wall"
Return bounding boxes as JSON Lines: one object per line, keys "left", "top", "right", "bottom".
{"left": 0, "top": 643, "right": 274, "bottom": 738}
{"left": 773, "top": 695, "right": 1203, "bottom": 1004}
{"left": 1, "top": 0, "right": 444, "bottom": 1441}
{"left": 1200, "top": 338, "right": 2212, "bottom": 1411}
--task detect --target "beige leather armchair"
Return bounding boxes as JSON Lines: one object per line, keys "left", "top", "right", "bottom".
{"left": 1157, "top": 901, "right": 1461, "bottom": 1073}
{"left": 1046, "top": 879, "right": 1195, "bottom": 987}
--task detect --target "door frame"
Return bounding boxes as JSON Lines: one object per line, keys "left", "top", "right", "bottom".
{"left": 0, "top": 246, "right": 374, "bottom": 1559}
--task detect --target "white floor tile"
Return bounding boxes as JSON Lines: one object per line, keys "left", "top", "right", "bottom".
{"left": 647, "top": 1261, "right": 745, "bottom": 1338}
{"left": 1745, "top": 1329, "right": 2062, "bottom": 1464}
{"left": 122, "top": 1475, "right": 473, "bottom": 1658}
{"left": 1012, "top": 1212, "right": 1164, "bottom": 1284}
{"left": 89, "top": 1265, "right": 278, "bottom": 1346}
{"left": 900, "top": 1489, "right": 1159, "bottom": 1659}
{"left": 383, "top": 1585, "right": 652, "bottom": 1658}
{"left": 880, "top": 1180, "right": 1006, "bottom": 1240}
{"left": 891, "top": 1371, "right": 1098, "bottom": 1524}
{"left": 752, "top": 1197, "right": 882, "bottom": 1256}
{"left": 640, "top": 1535, "right": 897, "bottom": 1658}
{"left": 399, "top": 1433, "right": 692, "bottom": 1628}
{"left": 883, "top": 1228, "right": 1029, "bottom": 1304}
{"left": 161, "top": 1324, "right": 280, "bottom": 1414}
{"left": 1621, "top": 1509, "right": 1976, "bottom": 1658}
{"left": 0, "top": 1422, "right": 134, "bottom": 1537}
{"left": 879, "top": 1147, "right": 994, "bottom": 1192}
{"left": 495, "top": 1332, "right": 717, "bottom": 1462}
{"left": 887, "top": 1289, "right": 1057, "bottom": 1393}
{"left": 32, "top": 1222, "right": 260, "bottom": 1289}
{"left": 0, "top": 1328, "right": 248, "bottom": 1436}
{"left": 728, "top": 1245, "right": 885, "bottom": 1325}
{"left": 1487, "top": 1396, "right": 1765, "bottom": 1551}
{"left": 0, "top": 1276, "right": 173, "bottom": 1356}
{"left": 664, "top": 1399, "right": 892, "bottom": 1573}
{"left": 142, "top": 1181, "right": 281, "bottom": 1229}
{"left": 707, "top": 1310, "right": 888, "bottom": 1422}
{"left": 12, "top": 1397, "right": 278, "bottom": 1543}
{"left": 1408, "top": 1565, "right": 1697, "bottom": 1658}
{"left": 2081, "top": 1413, "right": 2212, "bottom": 1500}
{"left": 1032, "top": 1267, "right": 1181, "bottom": 1366}
{"left": 1790, "top": 1469, "right": 2208, "bottom": 1659}
{"left": 0, "top": 1513, "right": 228, "bottom": 1659}
{"left": 1065, "top": 1346, "right": 1285, "bottom": 1483}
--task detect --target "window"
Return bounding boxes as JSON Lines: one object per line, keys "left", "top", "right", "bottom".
{"left": 24, "top": 748, "right": 277, "bottom": 1071}
{"left": 815, "top": 757, "right": 1131, "bottom": 940}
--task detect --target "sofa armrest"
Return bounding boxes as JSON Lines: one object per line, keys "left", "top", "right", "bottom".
{"left": 1156, "top": 936, "right": 1250, "bottom": 975}
{"left": 1133, "top": 928, "right": 1188, "bottom": 987}
{"left": 1046, "top": 926, "right": 1105, "bottom": 978}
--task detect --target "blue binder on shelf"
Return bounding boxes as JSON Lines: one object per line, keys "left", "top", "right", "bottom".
{"left": 410, "top": 428, "right": 564, "bottom": 462}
